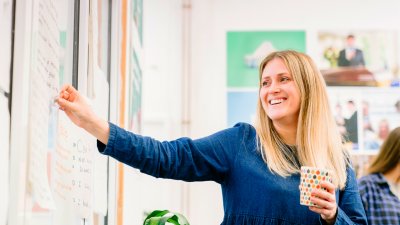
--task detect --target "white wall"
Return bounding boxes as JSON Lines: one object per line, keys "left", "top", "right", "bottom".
{"left": 139, "top": 0, "right": 400, "bottom": 225}
{"left": 121, "top": 0, "right": 185, "bottom": 224}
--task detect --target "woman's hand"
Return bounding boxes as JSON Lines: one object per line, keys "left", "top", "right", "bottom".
{"left": 56, "top": 84, "right": 110, "bottom": 144}
{"left": 56, "top": 84, "right": 95, "bottom": 128}
{"left": 309, "top": 181, "right": 338, "bottom": 225}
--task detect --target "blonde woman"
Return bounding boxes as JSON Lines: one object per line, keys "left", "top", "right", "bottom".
{"left": 358, "top": 127, "right": 400, "bottom": 225}
{"left": 57, "top": 50, "right": 367, "bottom": 225}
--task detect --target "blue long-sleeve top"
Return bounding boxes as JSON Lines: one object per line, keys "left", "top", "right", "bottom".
{"left": 97, "top": 122, "right": 367, "bottom": 225}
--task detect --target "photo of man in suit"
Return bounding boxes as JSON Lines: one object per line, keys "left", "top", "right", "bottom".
{"left": 338, "top": 34, "right": 365, "bottom": 67}
{"left": 344, "top": 100, "right": 358, "bottom": 145}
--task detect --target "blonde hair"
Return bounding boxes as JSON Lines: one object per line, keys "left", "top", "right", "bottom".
{"left": 254, "top": 50, "right": 350, "bottom": 189}
{"left": 368, "top": 127, "right": 400, "bottom": 182}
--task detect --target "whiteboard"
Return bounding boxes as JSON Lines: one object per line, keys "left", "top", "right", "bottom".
{"left": 9, "top": 0, "right": 110, "bottom": 225}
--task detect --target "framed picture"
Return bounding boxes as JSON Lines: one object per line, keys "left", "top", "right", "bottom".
{"left": 317, "top": 30, "right": 400, "bottom": 87}
{"left": 327, "top": 87, "right": 400, "bottom": 151}
{"left": 227, "top": 31, "right": 306, "bottom": 88}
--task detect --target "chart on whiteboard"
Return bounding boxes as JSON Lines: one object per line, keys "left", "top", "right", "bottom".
{"left": 55, "top": 113, "right": 95, "bottom": 219}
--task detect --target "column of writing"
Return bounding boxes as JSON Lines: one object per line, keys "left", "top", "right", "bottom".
{"left": 28, "top": 0, "right": 59, "bottom": 210}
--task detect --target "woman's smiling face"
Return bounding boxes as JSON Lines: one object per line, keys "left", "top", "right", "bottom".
{"left": 259, "top": 58, "right": 301, "bottom": 126}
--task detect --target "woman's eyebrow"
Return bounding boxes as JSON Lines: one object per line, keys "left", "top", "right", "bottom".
{"left": 261, "top": 72, "right": 290, "bottom": 79}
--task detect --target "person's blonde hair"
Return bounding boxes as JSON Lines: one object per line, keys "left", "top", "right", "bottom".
{"left": 254, "top": 50, "right": 350, "bottom": 189}
{"left": 368, "top": 127, "right": 400, "bottom": 182}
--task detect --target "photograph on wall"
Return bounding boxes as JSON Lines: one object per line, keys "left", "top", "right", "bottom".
{"left": 327, "top": 87, "right": 361, "bottom": 150}
{"left": 227, "top": 91, "right": 258, "bottom": 127}
{"left": 227, "top": 31, "right": 306, "bottom": 88}
{"left": 360, "top": 88, "right": 400, "bottom": 150}
{"left": 317, "top": 30, "right": 400, "bottom": 87}
{"left": 327, "top": 87, "right": 400, "bottom": 151}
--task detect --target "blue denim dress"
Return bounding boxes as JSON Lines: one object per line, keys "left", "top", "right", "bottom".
{"left": 98, "top": 122, "right": 367, "bottom": 225}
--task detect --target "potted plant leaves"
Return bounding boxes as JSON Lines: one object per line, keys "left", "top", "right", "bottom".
{"left": 143, "top": 210, "right": 190, "bottom": 225}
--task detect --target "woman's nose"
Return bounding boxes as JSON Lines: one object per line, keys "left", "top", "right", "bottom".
{"left": 267, "top": 83, "right": 281, "bottom": 94}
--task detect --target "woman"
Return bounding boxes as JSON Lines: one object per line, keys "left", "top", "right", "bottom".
{"left": 57, "top": 50, "right": 367, "bottom": 224}
{"left": 358, "top": 127, "right": 400, "bottom": 225}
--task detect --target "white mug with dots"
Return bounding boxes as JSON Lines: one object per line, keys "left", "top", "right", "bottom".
{"left": 300, "top": 166, "right": 333, "bottom": 207}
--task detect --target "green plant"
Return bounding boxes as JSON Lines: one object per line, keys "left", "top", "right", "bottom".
{"left": 143, "top": 210, "right": 190, "bottom": 225}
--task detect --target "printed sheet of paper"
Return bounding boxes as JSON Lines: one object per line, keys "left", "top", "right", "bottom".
{"left": 0, "top": 0, "right": 12, "bottom": 93}
{"left": 54, "top": 113, "right": 95, "bottom": 219}
{"left": 0, "top": 95, "right": 10, "bottom": 225}
{"left": 28, "top": 0, "right": 60, "bottom": 210}
{"left": 54, "top": 113, "right": 74, "bottom": 209}
{"left": 70, "top": 128, "right": 95, "bottom": 218}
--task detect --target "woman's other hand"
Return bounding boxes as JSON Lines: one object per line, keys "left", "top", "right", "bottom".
{"left": 309, "top": 181, "right": 338, "bottom": 225}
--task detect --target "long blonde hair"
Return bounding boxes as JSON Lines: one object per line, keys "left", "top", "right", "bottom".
{"left": 368, "top": 127, "right": 400, "bottom": 182}
{"left": 254, "top": 50, "right": 350, "bottom": 189}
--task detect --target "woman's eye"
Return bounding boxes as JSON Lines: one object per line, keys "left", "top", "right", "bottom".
{"left": 262, "top": 81, "right": 269, "bottom": 86}
{"left": 281, "top": 77, "right": 289, "bottom": 82}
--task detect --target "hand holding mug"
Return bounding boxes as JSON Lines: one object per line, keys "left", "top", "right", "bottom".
{"left": 300, "top": 166, "right": 337, "bottom": 224}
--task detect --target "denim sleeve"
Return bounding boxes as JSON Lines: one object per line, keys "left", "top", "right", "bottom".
{"left": 97, "top": 122, "right": 248, "bottom": 183}
{"left": 320, "top": 167, "right": 368, "bottom": 225}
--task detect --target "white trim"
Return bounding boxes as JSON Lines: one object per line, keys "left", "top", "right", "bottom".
{"left": 106, "top": 0, "right": 121, "bottom": 224}
{"left": 78, "top": 0, "right": 89, "bottom": 95}
{"left": 8, "top": 0, "right": 34, "bottom": 225}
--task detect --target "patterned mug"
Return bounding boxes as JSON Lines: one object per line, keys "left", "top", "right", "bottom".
{"left": 300, "top": 166, "right": 333, "bottom": 207}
